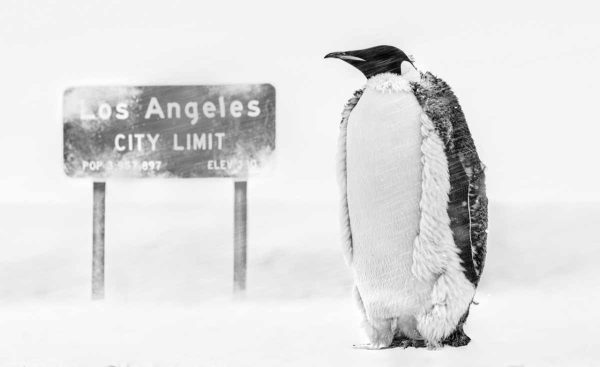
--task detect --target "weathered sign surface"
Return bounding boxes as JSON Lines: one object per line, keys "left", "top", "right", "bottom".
{"left": 63, "top": 84, "right": 275, "bottom": 178}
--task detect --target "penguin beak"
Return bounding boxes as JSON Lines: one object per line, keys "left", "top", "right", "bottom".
{"left": 324, "top": 51, "right": 366, "bottom": 62}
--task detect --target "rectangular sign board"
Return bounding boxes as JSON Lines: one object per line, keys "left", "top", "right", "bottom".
{"left": 63, "top": 84, "right": 275, "bottom": 178}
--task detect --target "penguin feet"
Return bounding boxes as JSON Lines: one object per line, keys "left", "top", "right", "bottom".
{"left": 352, "top": 343, "right": 392, "bottom": 350}
{"left": 390, "top": 336, "right": 427, "bottom": 349}
{"left": 441, "top": 327, "right": 471, "bottom": 347}
{"left": 357, "top": 318, "right": 394, "bottom": 350}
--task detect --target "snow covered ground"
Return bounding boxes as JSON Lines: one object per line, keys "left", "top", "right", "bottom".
{"left": 1, "top": 194, "right": 599, "bottom": 366}
{"left": 1, "top": 285, "right": 597, "bottom": 367}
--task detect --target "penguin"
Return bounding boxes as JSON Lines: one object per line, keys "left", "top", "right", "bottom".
{"left": 325, "top": 45, "right": 488, "bottom": 349}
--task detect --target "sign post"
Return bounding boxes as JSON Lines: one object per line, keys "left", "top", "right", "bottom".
{"left": 92, "top": 181, "right": 106, "bottom": 299}
{"left": 63, "top": 84, "right": 275, "bottom": 299}
{"left": 233, "top": 180, "right": 247, "bottom": 293}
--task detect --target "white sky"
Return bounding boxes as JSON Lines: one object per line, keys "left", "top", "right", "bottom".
{"left": 1, "top": 0, "right": 599, "bottom": 204}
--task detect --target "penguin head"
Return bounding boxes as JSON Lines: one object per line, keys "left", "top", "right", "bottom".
{"left": 324, "top": 45, "right": 416, "bottom": 79}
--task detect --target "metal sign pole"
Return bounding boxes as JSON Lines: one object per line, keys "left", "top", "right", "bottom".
{"left": 92, "top": 181, "right": 106, "bottom": 300}
{"left": 233, "top": 180, "right": 248, "bottom": 293}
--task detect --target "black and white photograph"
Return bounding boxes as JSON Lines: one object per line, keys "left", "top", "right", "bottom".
{"left": 1, "top": 0, "right": 598, "bottom": 366}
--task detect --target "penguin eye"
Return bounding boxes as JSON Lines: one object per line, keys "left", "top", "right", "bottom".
{"left": 340, "top": 55, "right": 366, "bottom": 62}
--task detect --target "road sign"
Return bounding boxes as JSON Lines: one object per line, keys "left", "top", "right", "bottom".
{"left": 63, "top": 84, "right": 276, "bottom": 299}
{"left": 63, "top": 84, "right": 276, "bottom": 178}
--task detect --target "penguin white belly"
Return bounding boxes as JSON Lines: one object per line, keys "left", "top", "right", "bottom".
{"left": 346, "top": 85, "right": 433, "bottom": 321}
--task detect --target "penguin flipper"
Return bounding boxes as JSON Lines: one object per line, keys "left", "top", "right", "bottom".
{"left": 469, "top": 166, "right": 488, "bottom": 282}
{"left": 337, "top": 89, "right": 363, "bottom": 266}
{"left": 411, "top": 72, "right": 488, "bottom": 287}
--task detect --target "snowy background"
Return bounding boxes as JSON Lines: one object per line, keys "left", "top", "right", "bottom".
{"left": 1, "top": 0, "right": 599, "bottom": 366}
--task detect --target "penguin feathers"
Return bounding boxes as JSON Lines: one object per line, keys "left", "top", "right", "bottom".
{"left": 336, "top": 71, "right": 488, "bottom": 346}
{"left": 411, "top": 72, "right": 488, "bottom": 285}
{"left": 336, "top": 89, "right": 362, "bottom": 266}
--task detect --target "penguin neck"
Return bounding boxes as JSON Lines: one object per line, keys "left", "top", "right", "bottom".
{"left": 365, "top": 71, "right": 420, "bottom": 94}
